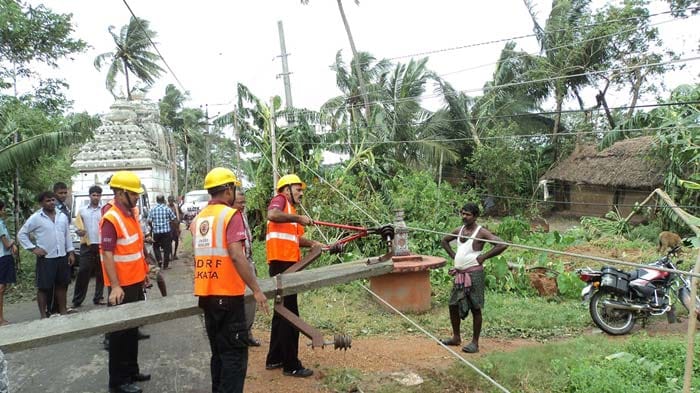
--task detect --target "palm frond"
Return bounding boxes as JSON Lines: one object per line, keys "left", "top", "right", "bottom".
{"left": 0, "top": 131, "right": 83, "bottom": 172}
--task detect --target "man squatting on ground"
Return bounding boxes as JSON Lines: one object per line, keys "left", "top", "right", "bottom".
{"left": 440, "top": 202, "right": 507, "bottom": 354}
{"left": 193, "top": 167, "right": 268, "bottom": 393}
{"left": 265, "top": 174, "right": 324, "bottom": 378}
{"left": 101, "top": 171, "right": 151, "bottom": 393}
{"left": 18, "top": 191, "right": 75, "bottom": 318}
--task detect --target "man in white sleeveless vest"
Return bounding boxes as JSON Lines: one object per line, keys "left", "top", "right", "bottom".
{"left": 439, "top": 203, "right": 507, "bottom": 353}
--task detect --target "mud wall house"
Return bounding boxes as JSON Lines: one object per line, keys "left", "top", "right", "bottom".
{"left": 541, "top": 136, "right": 664, "bottom": 219}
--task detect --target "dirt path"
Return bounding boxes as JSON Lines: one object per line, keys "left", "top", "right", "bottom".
{"left": 244, "top": 333, "right": 539, "bottom": 393}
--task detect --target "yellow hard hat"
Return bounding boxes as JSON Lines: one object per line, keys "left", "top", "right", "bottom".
{"left": 204, "top": 167, "right": 241, "bottom": 189}
{"left": 109, "top": 171, "right": 144, "bottom": 194}
{"left": 276, "top": 174, "right": 306, "bottom": 191}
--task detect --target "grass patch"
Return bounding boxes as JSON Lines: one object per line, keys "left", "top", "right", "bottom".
{"left": 253, "top": 280, "right": 591, "bottom": 342}
{"left": 437, "top": 333, "right": 699, "bottom": 393}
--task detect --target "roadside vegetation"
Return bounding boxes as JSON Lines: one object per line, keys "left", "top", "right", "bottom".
{"left": 2, "top": 1, "right": 698, "bottom": 392}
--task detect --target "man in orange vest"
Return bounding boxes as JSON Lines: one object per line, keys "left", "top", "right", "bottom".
{"left": 100, "top": 171, "right": 150, "bottom": 393}
{"left": 265, "top": 174, "right": 323, "bottom": 378}
{"left": 193, "top": 167, "right": 268, "bottom": 393}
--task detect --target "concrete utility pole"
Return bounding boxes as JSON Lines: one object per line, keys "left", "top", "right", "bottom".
{"left": 232, "top": 103, "right": 242, "bottom": 178}
{"left": 270, "top": 97, "right": 279, "bottom": 190}
{"left": 276, "top": 21, "right": 294, "bottom": 111}
{"left": 204, "top": 104, "right": 212, "bottom": 172}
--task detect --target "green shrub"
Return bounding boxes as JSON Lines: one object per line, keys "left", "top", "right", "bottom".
{"left": 496, "top": 216, "right": 530, "bottom": 241}
{"left": 628, "top": 223, "right": 662, "bottom": 243}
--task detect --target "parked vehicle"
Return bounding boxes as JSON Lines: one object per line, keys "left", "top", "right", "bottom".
{"left": 69, "top": 189, "right": 151, "bottom": 255}
{"left": 577, "top": 246, "right": 700, "bottom": 335}
{"left": 181, "top": 190, "right": 209, "bottom": 228}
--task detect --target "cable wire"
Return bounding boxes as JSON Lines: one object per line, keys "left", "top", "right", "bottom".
{"left": 357, "top": 7, "right": 697, "bottom": 67}
{"left": 280, "top": 146, "right": 700, "bottom": 280}
{"left": 122, "top": 0, "right": 188, "bottom": 93}
{"left": 338, "top": 15, "right": 693, "bottom": 105}
{"left": 291, "top": 125, "right": 700, "bottom": 147}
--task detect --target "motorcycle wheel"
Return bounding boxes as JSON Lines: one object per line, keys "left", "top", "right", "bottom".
{"left": 589, "top": 290, "right": 636, "bottom": 335}
{"left": 678, "top": 287, "right": 700, "bottom": 322}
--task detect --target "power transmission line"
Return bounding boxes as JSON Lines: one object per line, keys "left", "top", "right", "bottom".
{"left": 292, "top": 125, "right": 699, "bottom": 147}
{"left": 337, "top": 14, "right": 692, "bottom": 105}
{"left": 361, "top": 7, "right": 695, "bottom": 66}
{"left": 121, "top": 0, "right": 188, "bottom": 93}
{"left": 311, "top": 99, "right": 700, "bottom": 140}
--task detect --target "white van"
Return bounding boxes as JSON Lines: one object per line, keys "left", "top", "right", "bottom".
{"left": 181, "top": 190, "right": 210, "bottom": 227}
{"left": 70, "top": 190, "right": 151, "bottom": 254}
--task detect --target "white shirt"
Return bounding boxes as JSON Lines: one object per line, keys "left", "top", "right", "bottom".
{"left": 79, "top": 204, "right": 103, "bottom": 245}
{"left": 18, "top": 209, "right": 73, "bottom": 258}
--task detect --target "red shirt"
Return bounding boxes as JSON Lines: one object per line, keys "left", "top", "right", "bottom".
{"left": 101, "top": 200, "right": 135, "bottom": 252}
{"left": 268, "top": 194, "right": 288, "bottom": 212}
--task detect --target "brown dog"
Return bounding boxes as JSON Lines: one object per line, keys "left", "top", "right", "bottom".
{"left": 658, "top": 231, "right": 682, "bottom": 253}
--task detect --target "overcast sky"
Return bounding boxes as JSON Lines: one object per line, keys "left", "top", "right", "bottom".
{"left": 24, "top": 0, "right": 700, "bottom": 117}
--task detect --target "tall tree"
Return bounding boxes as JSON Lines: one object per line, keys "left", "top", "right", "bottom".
{"left": 0, "top": 0, "right": 86, "bottom": 245}
{"left": 523, "top": 0, "right": 608, "bottom": 157}
{"left": 94, "top": 17, "right": 164, "bottom": 100}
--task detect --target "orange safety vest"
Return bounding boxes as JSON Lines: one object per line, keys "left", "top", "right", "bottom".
{"left": 192, "top": 204, "right": 246, "bottom": 296}
{"left": 266, "top": 196, "right": 304, "bottom": 263}
{"left": 100, "top": 205, "right": 148, "bottom": 287}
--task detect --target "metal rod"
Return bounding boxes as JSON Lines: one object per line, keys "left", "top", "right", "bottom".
{"left": 313, "top": 220, "right": 367, "bottom": 232}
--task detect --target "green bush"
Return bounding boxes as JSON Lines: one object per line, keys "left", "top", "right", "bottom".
{"left": 496, "top": 216, "right": 530, "bottom": 241}
{"left": 628, "top": 222, "right": 662, "bottom": 243}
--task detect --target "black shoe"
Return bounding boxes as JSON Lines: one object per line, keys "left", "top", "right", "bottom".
{"left": 131, "top": 373, "right": 151, "bottom": 382}
{"left": 283, "top": 368, "right": 313, "bottom": 378}
{"left": 265, "top": 362, "right": 283, "bottom": 370}
{"left": 137, "top": 330, "right": 150, "bottom": 340}
{"left": 109, "top": 383, "right": 142, "bottom": 393}
{"left": 249, "top": 337, "right": 261, "bottom": 347}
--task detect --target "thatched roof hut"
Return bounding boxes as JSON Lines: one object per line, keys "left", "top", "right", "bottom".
{"left": 542, "top": 136, "right": 665, "bottom": 188}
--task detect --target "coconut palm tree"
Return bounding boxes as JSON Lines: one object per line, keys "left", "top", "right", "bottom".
{"left": 523, "top": 0, "right": 608, "bottom": 156}
{"left": 94, "top": 17, "right": 164, "bottom": 100}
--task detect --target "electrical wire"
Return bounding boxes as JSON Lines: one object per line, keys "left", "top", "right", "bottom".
{"left": 475, "top": 193, "right": 700, "bottom": 211}
{"left": 290, "top": 125, "right": 700, "bottom": 146}
{"left": 355, "top": 7, "right": 698, "bottom": 67}
{"left": 122, "top": 0, "right": 188, "bottom": 94}
{"left": 339, "top": 15, "right": 694, "bottom": 105}
{"left": 280, "top": 145, "right": 700, "bottom": 280}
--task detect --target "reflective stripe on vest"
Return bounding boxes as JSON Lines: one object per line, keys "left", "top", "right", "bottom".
{"left": 266, "top": 197, "right": 304, "bottom": 263}
{"left": 103, "top": 210, "right": 140, "bottom": 248}
{"left": 193, "top": 204, "right": 246, "bottom": 296}
{"left": 100, "top": 205, "right": 147, "bottom": 287}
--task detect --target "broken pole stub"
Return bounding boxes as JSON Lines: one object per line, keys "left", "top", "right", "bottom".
{"left": 0, "top": 259, "right": 393, "bottom": 353}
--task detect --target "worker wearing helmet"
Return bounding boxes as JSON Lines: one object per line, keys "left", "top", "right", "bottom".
{"left": 265, "top": 174, "right": 323, "bottom": 378}
{"left": 193, "top": 167, "right": 268, "bottom": 393}
{"left": 100, "top": 171, "right": 150, "bottom": 393}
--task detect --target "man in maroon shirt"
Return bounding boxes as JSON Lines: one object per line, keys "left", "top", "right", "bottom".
{"left": 265, "top": 175, "right": 323, "bottom": 378}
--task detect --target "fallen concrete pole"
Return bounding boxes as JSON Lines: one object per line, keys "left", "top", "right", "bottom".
{"left": 0, "top": 259, "right": 392, "bottom": 353}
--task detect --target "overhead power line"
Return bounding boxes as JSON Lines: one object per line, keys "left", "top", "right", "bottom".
{"left": 121, "top": 0, "right": 188, "bottom": 93}
{"left": 372, "top": 7, "right": 695, "bottom": 65}
{"left": 312, "top": 99, "right": 700, "bottom": 140}
{"left": 475, "top": 193, "right": 700, "bottom": 211}
{"left": 338, "top": 14, "right": 691, "bottom": 105}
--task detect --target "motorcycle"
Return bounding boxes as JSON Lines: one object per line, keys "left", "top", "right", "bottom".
{"left": 576, "top": 246, "right": 700, "bottom": 335}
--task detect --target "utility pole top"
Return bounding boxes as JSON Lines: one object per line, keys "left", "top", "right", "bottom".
{"left": 277, "top": 20, "right": 294, "bottom": 113}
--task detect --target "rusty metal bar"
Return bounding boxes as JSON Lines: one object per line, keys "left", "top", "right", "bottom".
{"left": 274, "top": 303, "right": 325, "bottom": 348}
